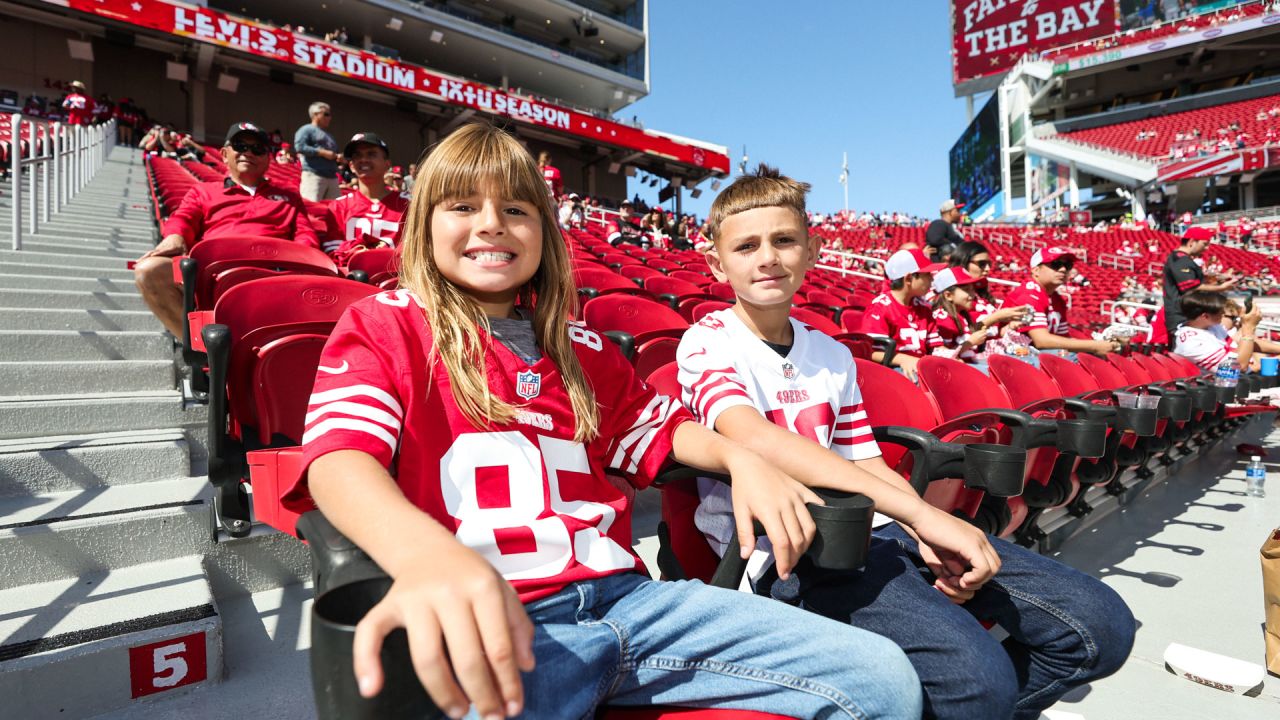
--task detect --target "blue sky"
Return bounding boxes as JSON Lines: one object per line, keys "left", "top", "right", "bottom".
{"left": 626, "top": 1, "right": 979, "bottom": 220}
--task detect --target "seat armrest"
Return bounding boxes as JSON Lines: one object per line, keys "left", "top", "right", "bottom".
{"left": 1063, "top": 398, "right": 1117, "bottom": 426}
{"left": 871, "top": 425, "right": 965, "bottom": 495}
{"left": 954, "top": 407, "right": 1058, "bottom": 449}
{"left": 296, "top": 511, "right": 388, "bottom": 596}
{"left": 602, "top": 330, "right": 635, "bottom": 360}
{"left": 869, "top": 336, "right": 897, "bottom": 367}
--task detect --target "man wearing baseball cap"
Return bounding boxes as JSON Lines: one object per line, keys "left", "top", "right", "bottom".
{"left": 133, "top": 121, "right": 317, "bottom": 337}
{"left": 925, "top": 199, "right": 965, "bottom": 260}
{"left": 1158, "top": 226, "right": 1239, "bottom": 345}
{"left": 862, "top": 247, "right": 945, "bottom": 379}
{"left": 1001, "top": 248, "right": 1116, "bottom": 357}
{"left": 322, "top": 132, "right": 409, "bottom": 264}
{"left": 61, "top": 80, "right": 95, "bottom": 126}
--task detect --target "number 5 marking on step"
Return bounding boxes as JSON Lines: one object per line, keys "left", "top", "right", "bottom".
{"left": 128, "top": 631, "right": 208, "bottom": 698}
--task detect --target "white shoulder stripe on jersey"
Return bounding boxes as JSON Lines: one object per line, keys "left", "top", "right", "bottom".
{"left": 302, "top": 417, "right": 398, "bottom": 452}
{"left": 611, "top": 395, "right": 675, "bottom": 474}
{"left": 305, "top": 401, "right": 403, "bottom": 431}
{"left": 308, "top": 384, "right": 404, "bottom": 418}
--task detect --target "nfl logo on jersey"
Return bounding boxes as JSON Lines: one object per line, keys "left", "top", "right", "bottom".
{"left": 516, "top": 370, "right": 542, "bottom": 400}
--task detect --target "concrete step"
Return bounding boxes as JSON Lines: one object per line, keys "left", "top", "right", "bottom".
{"left": 1, "top": 240, "right": 149, "bottom": 259}
{"left": 0, "top": 288, "right": 148, "bottom": 311}
{"left": 0, "top": 360, "right": 173, "bottom": 395}
{"left": 0, "top": 476, "right": 213, "bottom": 591}
{"left": 0, "top": 330, "right": 169, "bottom": 361}
{"left": 0, "top": 261, "right": 135, "bottom": 281}
{"left": 0, "top": 391, "right": 202, "bottom": 439}
{"left": 0, "top": 273, "right": 140, "bottom": 294}
{"left": 0, "top": 429, "right": 190, "bottom": 497}
{"left": 0, "top": 249, "right": 136, "bottom": 270}
{"left": 0, "top": 557, "right": 223, "bottom": 718}
{"left": 0, "top": 307, "right": 159, "bottom": 332}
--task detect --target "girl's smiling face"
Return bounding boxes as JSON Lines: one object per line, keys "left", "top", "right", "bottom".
{"left": 431, "top": 185, "right": 544, "bottom": 318}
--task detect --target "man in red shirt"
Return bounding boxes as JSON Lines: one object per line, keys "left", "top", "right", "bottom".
{"left": 861, "top": 247, "right": 943, "bottom": 380}
{"left": 1001, "top": 248, "right": 1116, "bottom": 358}
{"left": 133, "top": 121, "right": 317, "bottom": 337}
{"left": 605, "top": 201, "right": 649, "bottom": 249}
{"left": 61, "top": 81, "right": 95, "bottom": 126}
{"left": 538, "top": 150, "right": 563, "bottom": 198}
{"left": 322, "top": 132, "right": 409, "bottom": 264}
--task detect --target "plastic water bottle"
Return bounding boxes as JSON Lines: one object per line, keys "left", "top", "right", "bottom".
{"left": 1247, "top": 456, "right": 1267, "bottom": 498}
{"left": 1215, "top": 359, "right": 1238, "bottom": 388}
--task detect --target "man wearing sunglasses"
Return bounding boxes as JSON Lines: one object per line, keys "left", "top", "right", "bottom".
{"left": 1000, "top": 247, "right": 1118, "bottom": 358}
{"left": 294, "top": 101, "right": 341, "bottom": 201}
{"left": 133, "top": 122, "right": 317, "bottom": 338}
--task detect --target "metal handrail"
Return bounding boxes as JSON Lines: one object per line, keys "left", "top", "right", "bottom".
{"left": 7, "top": 114, "right": 116, "bottom": 250}
{"left": 816, "top": 249, "right": 1019, "bottom": 287}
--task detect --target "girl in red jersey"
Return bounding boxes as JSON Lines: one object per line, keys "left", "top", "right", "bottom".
{"left": 928, "top": 267, "right": 1027, "bottom": 363}
{"left": 290, "top": 125, "right": 921, "bottom": 720}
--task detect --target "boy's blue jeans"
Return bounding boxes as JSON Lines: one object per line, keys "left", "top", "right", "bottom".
{"left": 500, "top": 571, "right": 923, "bottom": 719}
{"left": 761, "top": 524, "right": 1134, "bottom": 720}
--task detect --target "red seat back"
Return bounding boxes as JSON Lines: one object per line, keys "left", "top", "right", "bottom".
{"left": 582, "top": 294, "right": 689, "bottom": 344}
{"left": 1130, "top": 352, "right": 1175, "bottom": 382}
{"left": 1107, "top": 354, "right": 1155, "bottom": 386}
{"left": 346, "top": 247, "right": 399, "bottom": 282}
{"left": 706, "top": 281, "right": 737, "bottom": 301}
{"left": 988, "top": 355, "right": 1065, "bottom": 410}
{"left": 189, "top": 237, "right": 338, "bottom": 309}
{"left": 574, "top": 267, "right": 647, "bottom": 296}
{"left": 916, "top": 357, "right": 1014, "bottom": 419}
{"left": 668, "top": 270, "right": 712, "bottom": 286}
{"left": 1077, "top": 353, "right": 1132, "bottom": 390}
{"left": 644, "top": 275, "right": 706, "bottom": 300}
{"left": 789, "top": 307, "right": 841, "bottom": 336}
{"left": 690, "top": 300, "right": 733, "bottom": 323}
{"left": 1039, "top": 354, "right": 1104, "bottom": 396}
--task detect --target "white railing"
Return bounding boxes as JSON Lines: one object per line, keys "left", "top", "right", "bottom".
{"left": 816, "top": 249, "right": 1019, "bottom": 288}
{"left": 1018, "top": 236, "right": 1047, "bottom": 251}
{"left": 584, "top": 205, "right": 622, "bottom": 226}
{"left": 1147, "top": 262, "right": 1162, "bottom": 275}
{"left": 7, "top": 114, "right": 116, "bottom": 250}
{"left": 1097, "top": 253, "right": 1136, "bottom": 271}
{"left": 988, "top": 231, "right": 1015, "bottom": 247}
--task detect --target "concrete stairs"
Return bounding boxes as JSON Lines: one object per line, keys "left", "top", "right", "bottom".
{"left": 0, "top": 148, "right": 308, "bottom": 718}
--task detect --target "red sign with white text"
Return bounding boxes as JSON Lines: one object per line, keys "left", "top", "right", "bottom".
{"left": 45, "top": 0, "right": 729, "bottom": 173}
{"left": 127, "top": 631, "right": 208, "bottom": 698}
{"left": 952, "top": 0, "right": 1116, "bottom": 86}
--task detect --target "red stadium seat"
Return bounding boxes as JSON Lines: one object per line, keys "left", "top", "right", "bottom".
{"left": 345, "top": 247, "right": 399, "bottom": 285}
{"left": 690, "top": 300, "right": 733, "bottom": 323}
{"left": 582, "top": 295, "right": 689, "bottom": 376}
{"left": 789, "top": 306, "right": 841, "bottom": 336}
{"left": 575, "top": 267, "right": 650, "bottom": 298}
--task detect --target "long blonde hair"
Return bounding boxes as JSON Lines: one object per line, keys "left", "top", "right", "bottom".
{"left": 398, "top": 124, "right": 599, "bottom": 441}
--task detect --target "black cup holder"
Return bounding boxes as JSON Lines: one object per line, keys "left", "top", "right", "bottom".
{"left": 311, "top": 578, "right": 445, "bottom": 720}
{"left": 1261, "top": 374, "right": 1278, "bottom": 390}
{"left": 1184, "top": 385, "right": 1216, "bottom": 413}
{"left": 962, "top": 443, "right": 1027, "bottom": 498}
{"left": 1055, "top": 418, "right": 1107, "bottom": 458}
{"left": 1236, "top": 381, "right": 1251, "bottom": 402}
{"left": 806, "top": 491, "right": 874, "bottom": 571}
{"left": 1246, "top": 374, "right": 1264, "bottom": 393}
{"left": 1114, "top": 406, "right": 1158, "bottom": 436}
{"left": 1158, "top": 393, "right": 1193, "bottom": 422}
{"left": 1213, "top": 385, "right": 1237, "bottom": 406}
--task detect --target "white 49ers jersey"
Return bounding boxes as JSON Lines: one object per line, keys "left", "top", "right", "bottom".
{"left": 676, "top": 308, "right": 884, "bottom": 572}
{"left": 290, "top": 290, "right": 690, "bottom": 603}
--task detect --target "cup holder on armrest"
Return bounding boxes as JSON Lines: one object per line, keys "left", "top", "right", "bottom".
{"left": 1114, "top": 406, "right": 1158, "bottom": 437}
{"left": 1213, "top": 385, "right": 1237, "bottom": 406}
{"left": 962, "top": 443, "right": 1027, "bottom": 498}
{"left": 1054, "top": 418, "right": 1107, "bottom": 458}
{"left": 311, "top": 578, "right": 445, "bottom": 720}
{"left": 1063, "top": 398, "right": 1117, "bottom": 427}
{"left": 1152, "top": 390, "right": 1193, "bottom": 422}
{"left": 1180, "top": 384, "right": 1216, "bottom": 413}
{"left": 806, "top": 491, "right": 874, "bottom": 571}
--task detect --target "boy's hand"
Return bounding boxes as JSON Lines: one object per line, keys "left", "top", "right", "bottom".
{"left": 989, "top": 305, "right": 1030, "bottom": 325}
{"left": 726, "top": 452, "right": 822, "bottom": 580}
{"left": 906, "top": 506, "right": 1001, "bottom": 603}
{"left": 353, "top": 544, "right": 536, "bottom": 719}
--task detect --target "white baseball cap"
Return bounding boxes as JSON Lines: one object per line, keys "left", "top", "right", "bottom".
{"left": 885, "top": 248, "right": 946, "bottom": 281}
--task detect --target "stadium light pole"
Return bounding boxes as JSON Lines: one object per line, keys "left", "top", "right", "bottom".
{"left": 839, "top": 151, "right": 849, "bottom": 212}
{"left": 738, "top": 145, "right": 748, "bottom": 176}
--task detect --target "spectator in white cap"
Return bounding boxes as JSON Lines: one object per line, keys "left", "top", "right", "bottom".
{"left": 1001, "top": 247, "right": 1117, "bottom": 357}
{"left": 861, "top": 247, "right": 944, "bottom": 379}
{"left": 925, "top": 199, "right": 965, "bottom": 259}
{"left": 928, "top": 267, "right": 1029, "bottom": 364}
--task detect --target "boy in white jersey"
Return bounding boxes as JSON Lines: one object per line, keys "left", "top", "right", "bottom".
{"left": 1172, "top": 289, "right": 1264, "bottom": 371}
{"left": 677, "top": 166, "right": 1134, "bottom": 720}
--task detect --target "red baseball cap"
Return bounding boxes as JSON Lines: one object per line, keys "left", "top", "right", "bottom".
{"left": 1029, "top": 247, "right": 1077, "bottom": 267}
{"left": 1182, "top": 226, "right": 1214, "bottom": 242}
{"left": 885, "top": 248, "right": 945, "bottom": 280}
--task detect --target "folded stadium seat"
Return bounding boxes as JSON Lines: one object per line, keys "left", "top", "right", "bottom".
{"left": 343, "top": 247, "right": 399, "bottom": 285}
{"left": 789, "top": 306, "right": 841, "bottom": 336}
{"left": 667, "top": 270, "right": 713, "bottom": 287}
{"left": 574, "top": 267, "right": 652, "bottom": 299}
{"left": 1129, "top": 352, "right": 1221, "bottom": 435}
{"left": 642, "top": 275, "right": 714, "bottom": 320}
{"left": 706, "top": 281, "right": 737, "bottom": 302}
{"left": 689, "top": 300, "right": 732, "bottom": 323}
{"left": 175, "top": 237, "right": 339, "bottom": 394}
{"left": 201, "top": 275, "right": 377, "bottom": 536}
{"left": 853, "top": 359, "right": 1029, "bottom": 535}
{"left": 1106, "top": 354, "right": 1198, "bottom": 453}
{"left": 915, "top": 356, "right": 1108, "bottom": 539}
{"left": 1074, "top": 353, "right": 1176, "bottom": 475}
{"left": 619, "top": 264, "right": 667, "bottom": 283}
{"left": 582, "top": 294, "right": 689, "bottom": 379}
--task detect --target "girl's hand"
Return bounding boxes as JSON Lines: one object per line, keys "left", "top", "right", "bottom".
{"left": 353, "top": 545, "right": 536, "bottom": 719}
{"left": 989, "top": 305, "right": 1030, "bottom": 325}
{"left": 726, "top": 452, "right": 823, "bottom": 580}
{"left": 906, "top": 506, "right": 1001, "bottom": 603}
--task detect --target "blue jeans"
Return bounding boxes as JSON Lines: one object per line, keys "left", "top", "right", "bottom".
{"left": 494, "top": 572, "right": 923, "bottom": 719}
{"left": 761, "top": 525, "right": 1134, "bottom": 720}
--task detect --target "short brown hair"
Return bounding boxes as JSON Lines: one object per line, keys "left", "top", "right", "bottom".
{"left": 707, "top": 164, "right": 809, "bottom": 242}
{"left": 1180, "top": 290, "right": 1227, "bottom": 321}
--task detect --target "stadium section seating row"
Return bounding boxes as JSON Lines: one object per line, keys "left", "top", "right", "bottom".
{"left": 1055, "top": 93, "right": 1280, "bottom": 159}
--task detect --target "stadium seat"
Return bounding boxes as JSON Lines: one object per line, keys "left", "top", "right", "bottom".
{"left": 201, "top": 274, "right": 376, "bottom": 536}
{"left": 344, "top": 247, "right": 399, "bottom": 285}
{"left": 575, "top": 267, "right": 652, "bottom": 298}
{"left": 789, "top": 306, "right": 841, "bottom": 336}
{"left": 583, "top": 295, "right": 689, "bottom": 378}
{"left": 689, "top": 300, "right": 733, "bottom": 323}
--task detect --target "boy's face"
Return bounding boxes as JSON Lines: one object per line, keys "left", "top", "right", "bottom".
{"left": 707, "top": 206, "right": 818, "bottom": 310}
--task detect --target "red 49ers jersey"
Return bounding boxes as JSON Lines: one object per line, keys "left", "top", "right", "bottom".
{"left": 1001, "top": 280, "right": 1068, "bottom": 336}
{"left": 676, "top": 308, "right": 883, "bottom": 566}
{"left": 861, "top": 292, "right": 934, "bottom": 357}
{"left": 291, "top": 290, "right": 690, "bottom": 603}
{"left": 322, "top": 190, "right": 410, "bottom": 262}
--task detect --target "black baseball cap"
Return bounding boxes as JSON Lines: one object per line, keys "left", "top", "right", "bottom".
{"left": 343, "top": 132, "right": 390, "bottom": 158}
{"left": 224, "top": 122, "right": 271, "bottom": 146}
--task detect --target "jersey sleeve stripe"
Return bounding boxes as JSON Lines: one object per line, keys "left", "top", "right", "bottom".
{"left": 610, "top": 395, "right": 678, "bottom": 474}
{"left": 308, "top": 384, "right": 404, "bottom": 418}
{"left": 302, "top": 417, "right": 398, "bottom": 452}
{"left": 304, "top": 401, "right": 403, "bottom": 430}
